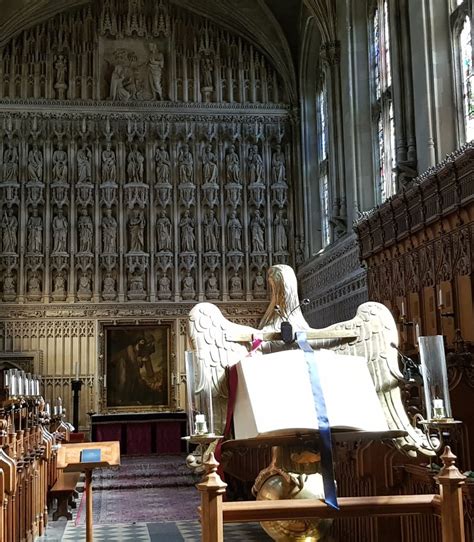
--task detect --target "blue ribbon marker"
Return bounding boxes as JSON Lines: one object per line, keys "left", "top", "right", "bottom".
{"left": 295, "top": 331, "right": 339, "bottom": 510}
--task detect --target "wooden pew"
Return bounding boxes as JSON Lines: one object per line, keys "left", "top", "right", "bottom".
{"left": 50, "top": 470, "right": 81, "bottom": 521}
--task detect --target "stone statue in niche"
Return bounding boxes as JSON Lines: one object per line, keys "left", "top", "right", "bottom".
{"left": 78, "top": 208, "right": 93, "bottom": 253}
{"left": 128, "top": 208, "right": 145, "bottom": 252}
{"left": 28, "top": 143, "right": 43, "bottom": 183}
{"left": 273, "top": 210, "right": 288, "bottom": 253}
{"left": 128, "top": 270, "right": 146, "bottom": 300}
{"left": 155, "top": 144, "right": 171, "bottom": 184}
{"left": 102, "top": 143, "right": 117, "bottom": 183}
{"left": 182, "top": 271, "right": 195, "bottom": 299}
{"left": 227, "top": 211, "right": 242, "bottom": 252}
{"left": 156, "top": 210, "right": 172, "bottom": 252}
{"left": 158, "top": 273, "right": 172, "bottom": 299}
{"left": 27, "top": 272, "right": 42, "bottom": 298}
{"left": 248, "top": 145, "right": 264, "bottom": 184}
{"left": 178, "top": 144, "right": 194, "bottom": 184}
{"left": 203, "top": 209, "right": 219, "bottom": 252}
{"left": 102, "top": 272, "right": 116, "bottom": 300}
{"left": 148, "top": 42, "right": 164, "bottom": 100}
{"left": 271, "top": 144, "right": 286, "bottom": 184}
{"left": 179, "top": 210, "right": 195, "bottom": 252}
{"left": 3, "top": 272, "right": 16, "bottom": 300}
{"left": 229, "top": 272, "right": 243, "bottom": 299}
{"left": 2, "top": 142, "right": 19, "bottom": 182}
{"left": 178, "top": 144, "right": 195, "bottom": 206}
{"left": 77, "top": 271, "right": 92, "bottom": 298}
{"left": 127, "top": 143, "right": 145, "bottom": 183}
{"left": 53, "top": 270, "right": 66, "bottom": 297}
{"left": 253, "top": 270, "right": 266, "bottom": 298}
{"left": 26, "top": 148, "right": 44, "bottom": 205}
{"left": 52, "top": 142, "right": 68, "bottom": 183}
{"left": 1, "top": 208, "right": 18, "bottom": 254}
{"left": 77, "top": 144, "right": 92, "bottom": 183}
{"left": 248, "top": 145, "right": 266, "bottom": 207}
{"left": 155, "top": 144, "right": 172, "bottom": 206}
{"left": 226, "top": 145, "right": 240, "bottom": 183}
{"left": 206, "top": 272, "right": 219, "bottom": 299}
{"left": 54, "top": 54, "right": 68, "bottom": 99}
{"left": 203, "top": 144, "right": 219, "bottom": 184}
{"left": 27, "top": 207, "right": 43, "bottom": 254}
{"left": 109, "top": 63, "right": 131, "bottom": 101}
{"left": 201, "top": 54, "right": 214, "bottom": 89}
{"left": 51, "top": 141, "right": 69, "bottom": 207}
{"left": 52, "top": 208, "right": 68, "bottom": 254}
{"left": 102, "top": 208, "right": 117, "bottom": 254}
{"left": 202, "top": 144, "right": 219, "bottom": 207}
{"left": 250, "top": 209, "right": 265, "bottom": 253}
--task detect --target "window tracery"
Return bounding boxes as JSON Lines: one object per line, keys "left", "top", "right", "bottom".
{"left": 370, "top": 0, "right": 396, "bottom": 203}
{"left": 317, "top": 73, "right": 331, "bottom": 248}
{"left": 452, "top": 1, "right": 474, "bottom": 143}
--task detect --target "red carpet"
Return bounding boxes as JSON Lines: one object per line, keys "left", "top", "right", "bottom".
{"left": 76, "top": 455, "right": 201, "bottom": 525}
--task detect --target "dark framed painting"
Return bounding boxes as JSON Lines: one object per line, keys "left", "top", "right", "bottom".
{"left": 102, "top": 322, "right": 173, "bottom": 412}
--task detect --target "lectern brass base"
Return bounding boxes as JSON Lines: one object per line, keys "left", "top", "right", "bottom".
{"left": 252, "top": 446, "right": 332, "bottom": 542}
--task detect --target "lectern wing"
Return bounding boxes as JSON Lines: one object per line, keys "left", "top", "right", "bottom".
{"left": 320, "top": 301, "right": 434, "bottom": 457}
{"left": 188, "top": 302, "right": 256, "bottom": 399}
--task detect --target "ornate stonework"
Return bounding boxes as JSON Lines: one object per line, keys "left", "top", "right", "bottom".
{"left": 297, "top": 234, "right": 368, "bottom": 328}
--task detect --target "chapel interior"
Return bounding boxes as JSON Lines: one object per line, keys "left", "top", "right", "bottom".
{"left": 0, "top": 0, "right": 473, "bottom": 541}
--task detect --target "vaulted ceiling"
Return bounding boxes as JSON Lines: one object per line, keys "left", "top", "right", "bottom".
{"left": 0, "top": 0, "right": 309, "bottom": 103}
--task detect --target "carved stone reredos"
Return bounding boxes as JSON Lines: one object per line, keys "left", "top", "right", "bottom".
{"left": 0, "top": 0, "right": 295, "bottom": 305}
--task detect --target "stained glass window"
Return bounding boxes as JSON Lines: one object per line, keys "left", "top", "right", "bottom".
{"left": 320, "top": 173, "right": 330, "bottom": 247}
{"left": 371, "top": 0, "right": 396, "bottom": 202}
{"left": 460, "top": 16, "right": 474, "bottom": 141}
{"left": 317, "top": 78, "right": 330, "bottom": 247}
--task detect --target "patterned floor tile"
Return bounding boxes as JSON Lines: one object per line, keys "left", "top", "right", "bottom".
{"left": 61, "top": 522, "right": 151, "bottom": 541}
{"left": 176, "top": 520, "right": 273, "bottom": 541}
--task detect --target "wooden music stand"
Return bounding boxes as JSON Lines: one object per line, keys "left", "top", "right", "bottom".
{"left": 57, "top": 441, "right": 120, "bottom": 542}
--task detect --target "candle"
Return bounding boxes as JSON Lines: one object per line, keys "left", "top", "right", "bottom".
{"left": 18, "top": 372, "right": 24, "bottom": 396}
{"left": 438, "top": 287, "right": 443, "bottom": 308}
{"left": 45, "top": 403, "right": 51, "bottom": 416}
{"left": 10, "top": 370, "right": 16, "bottom": 397}
{"left": 194, "top": 414, "right": 208, "bottom": 435}
{"left": 432, "top": 398, "right": 446, "bottom": 419}
{"left": 207, "top": 380, "right": 214, "bottom": 436}
{"left": 401, "top": 300, "right": 406, "bottom": 318}
{"left": 415, "top": 322, "right": 420, "bottom": 345}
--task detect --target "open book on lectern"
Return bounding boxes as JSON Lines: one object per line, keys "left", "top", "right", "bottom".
{"left": 232, "top": 349, "right": 389, "bottom": 440}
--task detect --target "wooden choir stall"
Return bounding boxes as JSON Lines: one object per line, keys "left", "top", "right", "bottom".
{"left": 0, "top": 368, "right": 73, "bottom": 542}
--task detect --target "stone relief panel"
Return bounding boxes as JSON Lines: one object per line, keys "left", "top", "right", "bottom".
{"left": 0, "top": 113, "right": 293, "bottom": 303}
{"left": 0, "top": 0, "right": 287, "bottom": 104}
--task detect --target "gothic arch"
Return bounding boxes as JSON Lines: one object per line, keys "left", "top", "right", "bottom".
{"left": 0, "top": 0, "right": 297, "bottom": 103}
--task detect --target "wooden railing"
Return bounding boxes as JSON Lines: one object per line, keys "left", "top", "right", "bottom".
{"left": 197, "top": 447, "right": 466, "bottom": 542}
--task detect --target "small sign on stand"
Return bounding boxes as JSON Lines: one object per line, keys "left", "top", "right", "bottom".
{"left": 57, "top": 441, "right": 120, "bottom": 542}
